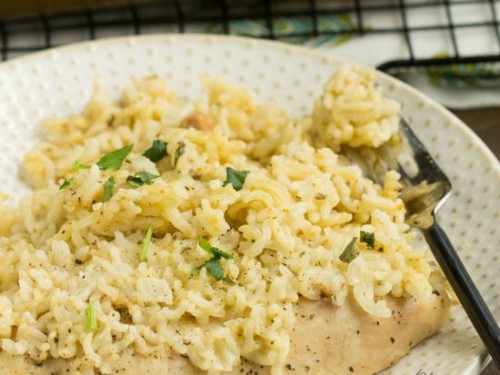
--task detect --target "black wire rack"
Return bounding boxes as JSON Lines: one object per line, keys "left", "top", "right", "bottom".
{"left": 0, "top": 0, "right": 499, "bottom": 76}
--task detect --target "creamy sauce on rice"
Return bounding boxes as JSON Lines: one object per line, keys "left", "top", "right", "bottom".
{"left": 0, "top": 65, "right": 441, "bottom": 374}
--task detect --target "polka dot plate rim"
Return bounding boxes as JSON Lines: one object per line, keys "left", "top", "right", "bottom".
{"left": 0, "top": 34, "right": 498, "bottom": 375}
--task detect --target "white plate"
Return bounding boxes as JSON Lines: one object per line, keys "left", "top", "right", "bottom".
{"left": 0, "top": 34, "right": 498, "bottom": 375}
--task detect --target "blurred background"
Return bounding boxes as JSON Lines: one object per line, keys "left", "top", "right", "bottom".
{"left": 0, "top": 0, "right": 498, "bottom": 159}
{"left": 0, "top": 0, "right": 498, "bottom": 374}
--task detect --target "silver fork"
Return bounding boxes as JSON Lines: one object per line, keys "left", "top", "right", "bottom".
{"left": 343, "top": 119, "right": 500, "bottom": 368}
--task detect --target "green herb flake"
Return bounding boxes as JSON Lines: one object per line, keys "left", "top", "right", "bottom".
{"left": 126, "top": 171, "right": 160, "bottom": 187}
{"left": 198, "top": 236, "right": 233, "bottom": 259}
{"left": 192, "top": 258, "right": 225, "bottom": 281}
{"left": 211, "top": 246, "right": 233, "bottom": 260}
{"left": 360, "top": 231, "right": 375, "bottom": 249}
{"left": 72, "top": 160, "right": 91, "bottom": 172}
{"left": 203, "top": 257, "right": 225, "bottom": 281}
{"left": 194, "top": 236, "right": 233, "bottom": 281}
{"left": 102, "top": 176, "right": 115, "bottom": 202}
{"left": 138, "top": 225, "right": 153, "bottom": 263}
{"left": 223, "top": 167, "right": 249, "bottom": 191}
{"left": 85, "top": 302, "right": 97, "bottom": 333}
{"left": 198, "top": 236, "right": 212, "bottom": 253}
{"left": 143, "top": 140, "right": 168, "bottom": 163}
{"left": 97, "top": 144, "right": 133, "bottom": 171}
{"left": 173, "top": 142, "right": 186, "bottom": 167}
{"left": 339, "top": 237, "right": 359, "bottom": 264}
{"left": 59, "top": 178, "right": 72, "bottom": 190}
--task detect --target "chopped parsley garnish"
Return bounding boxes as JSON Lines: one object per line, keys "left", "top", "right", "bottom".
{"left": 193, "top": 236, "right": 233, "bottom": 281}
{"left": 339, "top": 237, "right": 359, "bottom": 264}
{"left": 97, "top": 144, "right": 133, "bottom": 171}
{"left": 360, "top": 231, "right": 375, "bottom": 249}
{"left": 143, "top": 140, "right": 168, "bottom": 163}
{"left": 72, "top": 160, "right": 90, "bottom": 172}
{"left": 85, "top": 302, "right": 97, "bottom": 333}
{"left": 173, "top": 142, "right": 185, "bottom": 167}
{"left": 198, "top": 236, "right": 233, "bottom": 259}
{"left": 138, "top": 225, "right": 153, "bottom": 263}
{"left": 197, "top": 236, "right": 212, "bottom": 253}
{"left": 200, "top": 257, "right": 224, "bottom": 281}
{"left": 223, "top": 167, "right": 249, "bottom": 191}
{"left": 59, "top": 178, "right": 72, "bottom": 190}
{"left": 126, "top": 171, "right": 160, "bottom": 187}
{"left": 102, "top": 176, "right": 115, "bottom": 202}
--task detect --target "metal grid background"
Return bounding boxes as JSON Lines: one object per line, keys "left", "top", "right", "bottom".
{"left": 0, "top": 0, "right": 499, "bottom": 73}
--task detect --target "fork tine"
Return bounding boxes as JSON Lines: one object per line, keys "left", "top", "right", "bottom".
{"left": 343, "top": 116, "right": 500, "bottom": 365}
{"left": 398, "top": 119, "right": 500, "bottom": 367}
{"left": 399, "top": 119, "right": 451, "bottom": 188}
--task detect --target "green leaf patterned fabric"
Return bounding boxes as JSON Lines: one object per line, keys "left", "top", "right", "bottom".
{"left": 199, "top": 13, "right": 499, "bottom": 90}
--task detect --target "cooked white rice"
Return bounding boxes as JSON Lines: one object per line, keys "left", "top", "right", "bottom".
{"left": 0, "top": 65, "right": 442, "bottom": 374}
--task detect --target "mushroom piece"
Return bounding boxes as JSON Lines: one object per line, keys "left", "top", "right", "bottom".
{"left": 180, "top": 111, "right": 215, "bottom": 131}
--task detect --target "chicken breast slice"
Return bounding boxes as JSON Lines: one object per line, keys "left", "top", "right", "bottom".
{"left": 0, "top": 294, "right": 449, "bottom": 375}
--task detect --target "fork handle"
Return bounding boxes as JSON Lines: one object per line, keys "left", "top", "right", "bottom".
{"left": 424, "top": 221, "right": 500, "bottom": 369}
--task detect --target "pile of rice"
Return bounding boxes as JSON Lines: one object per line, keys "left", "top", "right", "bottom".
{"left": 0, "top": 65, "right": 442, "bottom": 374}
